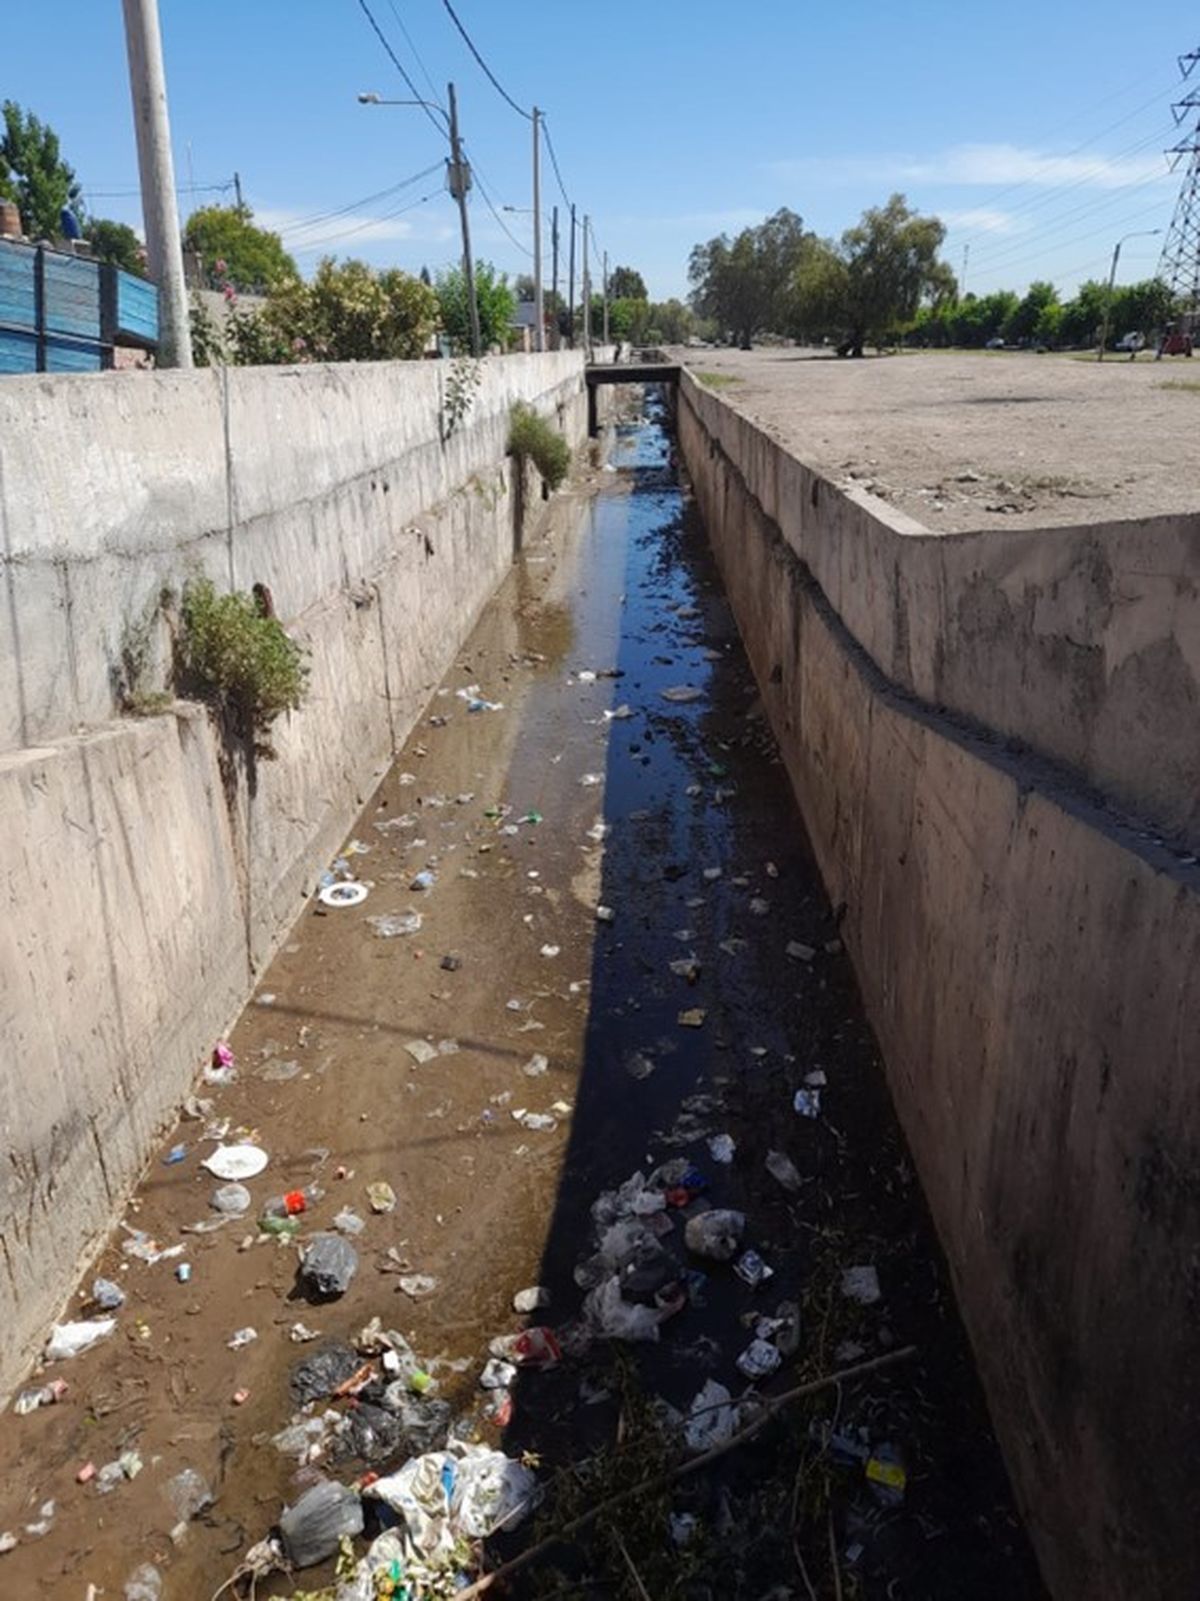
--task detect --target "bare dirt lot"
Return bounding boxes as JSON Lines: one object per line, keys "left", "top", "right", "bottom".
{"left": 674, "top": 346, "right": 1200, "bottom": 533}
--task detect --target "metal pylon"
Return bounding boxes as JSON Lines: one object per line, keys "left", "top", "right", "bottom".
{"left": 1158, "top": 46, "right": 1200, "bottom": 324}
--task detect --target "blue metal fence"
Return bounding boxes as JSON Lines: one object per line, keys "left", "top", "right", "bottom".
{"left": 0, "top": 239, "right": 160, "bottom": 374}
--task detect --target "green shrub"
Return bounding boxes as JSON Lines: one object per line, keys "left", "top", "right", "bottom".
{"left": 181, "top": 577, "right": 307, "bottom": 739}
{"left": 508, "top": 402, "right": 571, "bottom": 490}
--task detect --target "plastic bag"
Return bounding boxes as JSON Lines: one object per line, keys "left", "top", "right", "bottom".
{"left": 289, "top": 1342, "right": 362, "bottom": 1404}
{"left": 684, "top": 1209, "right": 746, "bottom": 1262}
{"left": 123, "top": 1564, "right": 162, "bottom": 1601}
{"left": 45, "top": 1318, "right": 116, "bottom": 1361}
{"left": 765, "top": 1149, "right": 803, "bottom": 1193}
{"left": 365, "top": 1440, "right": 536, "bottom": 1563}
{"left": 297, "top": 1234, "right": 358, "bottom": 1297}
{"left": 583, "top": 1275, "right": 665, "bottom": 1343}
{"left": 278, "top": 1478, "right": 363, "bottom": 1569}
{"left": 684, "top": 1378, "right": 737, "bottom": 1452}
{"left": 164, "top": 1466, "right": 213, "bottom": 1523}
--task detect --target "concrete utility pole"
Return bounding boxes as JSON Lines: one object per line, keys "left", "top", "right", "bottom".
{"left": 121, "top": 0, "right": 192, "bottom": 368}
{"left": 582, "top": 212, "right": 591, "bottom": 354}
{"left": 447, "top": 82, "right": 481, "bottom": 357}
{"left": 602, "top": 249, "right": 609, "bottom": 345}
{"left": 567, "top": 203, "right": 576, "bottom": 350}
{"left": 550, "top": 205, "right": 559, "bottom": 351}
{"left": 233, "top": 170, "right": 244, "bottom": 211}
{"left": 1098, "top": 228, "right": 1162, "bottom": 360}
{"left": 532, "top": 107, "right": 544, "bottom": 352}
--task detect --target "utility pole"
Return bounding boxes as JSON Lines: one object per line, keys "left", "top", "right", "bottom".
{"left": 447, "top": 82, "right": 481, "bottom": 357}
{"left": 602, "top": 248, "right": 609, "bottom": 345}
{"left": 531, "top": 107, "right": 544, "bottom": 352}
{"left": 233, "top": 170, "right": 244, "bottom": 211}
{"left": 582, "top": 212, "right": 591, "bottom": 355}
{"left": 961, "top": 242, "right": 969, "bottom": 300}
{"left": 121, "top": 0, "right": 192, "bottom": 368}
{"left": 1099, "top": 228, "right": 1163, "bottom": 360}
{"left": 567, "top": 203, "right": 576, "bottom": 350}
{"left": 550, "top": 205, "right": 559, "bottom": 351}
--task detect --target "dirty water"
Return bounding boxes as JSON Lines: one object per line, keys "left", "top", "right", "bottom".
{"left": 0, "top": 399, "right": 1044, "bottom": 1599}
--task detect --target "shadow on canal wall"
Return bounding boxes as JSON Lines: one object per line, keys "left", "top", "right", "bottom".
{"left": 676, "top": 370, "right": 1200, "bottom": 1598}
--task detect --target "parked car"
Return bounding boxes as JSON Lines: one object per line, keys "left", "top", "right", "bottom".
{"left": 984, "top": 336, "right": 1005, "bottom": 349}
{"left": 1115, "top": 331, "right": 1145, "bottom": 352}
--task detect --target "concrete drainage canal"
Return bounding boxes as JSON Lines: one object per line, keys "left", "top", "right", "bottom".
{"left": 0, "top": 395, "right": 1044, "bottom": 1600}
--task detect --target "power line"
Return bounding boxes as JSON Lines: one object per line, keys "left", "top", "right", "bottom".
{"left": 289, "top": 185, "right": 444, "bottom": 253}
{"left": 385, "top": 0, "right": 443, "bottom": 107}
{"left": 438, "top": 0, "right": 532, "bottom": 120}
{"left": 462, "top": 149, "right": 534, "bottom": 257}
{"left": 541, "top": 120, "right": 573, "bottom": 210}
{"left": 354, "top": 0, "right": 446, "bottom": 137}
{"left": 968, "top": 195, "right": 1170, "bottom": 284}
{"left": 281, "top": 161, "right": 443, "bottom": 239}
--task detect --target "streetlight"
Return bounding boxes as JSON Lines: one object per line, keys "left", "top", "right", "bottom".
{"left": 358, "top": 85, "right": 480, "bottom": 357}
{"left": 1097, "top": 228, "right": 1162, "bottom": 361}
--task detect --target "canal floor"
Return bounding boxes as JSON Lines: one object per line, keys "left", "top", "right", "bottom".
{"left": 0, "top": 401, "right": 1044, "bottom": 1599}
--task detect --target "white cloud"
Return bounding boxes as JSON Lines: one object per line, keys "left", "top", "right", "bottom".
{"left": 254, "top": 205, "right": 455, "bottom": 253}
{"left": 771, "top": 142, "right": 1170, "bottom": 190}
{"left": 939, "top": 207, "right": 1029, "bottom": 235}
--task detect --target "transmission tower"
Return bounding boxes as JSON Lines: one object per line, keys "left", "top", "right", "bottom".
{"left": 1158, "top": 46, "right": 1200, "bottom": 325}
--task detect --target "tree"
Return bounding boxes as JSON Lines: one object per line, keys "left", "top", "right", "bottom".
{"left": 608, "top": 265, "right": 647, "bottom": 301}
{"left": 689, "top": 208, "right": 809, "bottom": 347}
{"left": 436, "top": 260, "right": 515, "bottom": 352}
{"left": 85, "top": 218, "right": 146, "bottom": 276}
{"left": 183, "top": 204, "right": 296, "bottom": 292}
{"left": 0, "top": 100, "right": 82, "bottom": 239}
{"left": 195, "top": 257, "right": 439, "bottom": 366}
{"left": 1003, "top": 280, "right": 1059, "bottom": 345}
{"left": 648, "top": 298, "right": 694, "bottom": 344}
{"left": 1110, "top": 278, "right": 1176, "bottom": 342}
{"left": 789, "top": 194, "right": 951, "bottom": 356}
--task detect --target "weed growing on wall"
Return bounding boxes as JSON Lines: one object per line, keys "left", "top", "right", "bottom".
{"left": 180, "top": 577, "right": 307, "bottom": 746}
{"left": 508, "top": 402, "right": 571, "bottom": 491}
{"left": 441, "top": 355, "right": 483, "bottom": 441}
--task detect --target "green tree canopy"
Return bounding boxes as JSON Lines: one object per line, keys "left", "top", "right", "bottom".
{"left": 435, "top": 260, "right": 515, "bottom": 352}
{"left": 85, "top": 218, "right": 146, "bottom": 276}
{"left": 648, "top": 298, "right": 695, "bottom": 343}
{"left": 689, "top": 208, "right": 809, "bottom": 347}
{"left": 789, "top": 194, "right": 951, "bottom": 356}
{"left": 608, "top": 264, "right": 647, "bottom": 301}
{"left": 183, "top": 204, "right": 296, "bottom": 292}
{"left": 0, "top": 100, "right": 82, "bottom": 239}
{"left": 1002, "top": 280, "right": 1059, "bottom": 345}
{"left": 195, "top": 257, "right": 439, "bottom": 366}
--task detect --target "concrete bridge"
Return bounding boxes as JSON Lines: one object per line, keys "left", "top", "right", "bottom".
{"left": 585, "top": 359, "right": 679, "bottom": 434}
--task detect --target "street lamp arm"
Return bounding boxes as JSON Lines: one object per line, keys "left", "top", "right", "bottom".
{"left": 357, "top": 92, "right": 450, "bottom": 134}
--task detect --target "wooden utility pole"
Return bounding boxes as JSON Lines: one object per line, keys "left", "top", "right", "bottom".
{"left": 567, "top": 203, "right": 576, "bottom": 350}
{"left": 532, "top": 107, "right": 544, "bottom": 352}
{"left": 550, "top": 205, "right": 559, "bottom": 351}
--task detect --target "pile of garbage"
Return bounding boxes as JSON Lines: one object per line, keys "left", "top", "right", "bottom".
{"left": 216, "top": 1312, "right": 538, "bottom": 1597}
{"left": 575, "top": 1158, "right": 799, "bottom": 1383}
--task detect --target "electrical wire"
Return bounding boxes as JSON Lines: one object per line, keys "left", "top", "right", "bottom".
{"left": 438, "top": 0, "right": 532, "bottom": 120}
{"left": 541, "top": 120, "right": 573, "bottom": 210}
{"left": 385, "top": 0, "right": 443, "bottom": 107}
{"left": 461, "top": 149, "right": 534, "bottom": 257}
{"left": 85, "top": 180, "right": 232, "bottom": 198}
{"left": 966, "top": 194, "right": 1170, "bottom": 287}
{"left": 277, "top": 162, "right": 444, "bottom": 238}
{"left": 354, "top": 0, "right": 446, "bottom": 136}
{"left": 287, "top": 185, "right": 445, "bottom": 252}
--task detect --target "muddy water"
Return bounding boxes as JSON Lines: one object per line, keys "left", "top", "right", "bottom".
{"left": 0, "top": 401, "right": 1043, "bottom": 1600}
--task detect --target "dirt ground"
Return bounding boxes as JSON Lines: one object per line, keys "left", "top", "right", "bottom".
{"left": 672, "top": 346, "right": 1200, "bottom": 532}
{"left": 0, "top": 403, "right": 1042, "bottom": 1600}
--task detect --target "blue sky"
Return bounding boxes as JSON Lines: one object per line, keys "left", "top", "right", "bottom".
{"left": 6, "top": 1, "right": 1198, "bottom": 301}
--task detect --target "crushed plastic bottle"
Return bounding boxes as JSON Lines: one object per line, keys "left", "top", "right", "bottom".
{"left": 765, "top": 1149, "right": 803, "bottom": 1193}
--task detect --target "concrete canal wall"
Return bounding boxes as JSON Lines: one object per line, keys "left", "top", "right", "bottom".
{"left": 677, "top": 368, "right": 1200, "bottom": 1600}
{"left": 0, "top": 350, "right": 608, "bottom": 1392}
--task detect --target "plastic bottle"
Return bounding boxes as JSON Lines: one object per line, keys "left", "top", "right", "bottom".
{"left": 262, "top": 1185, "right": 323, "bottom": 1219}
